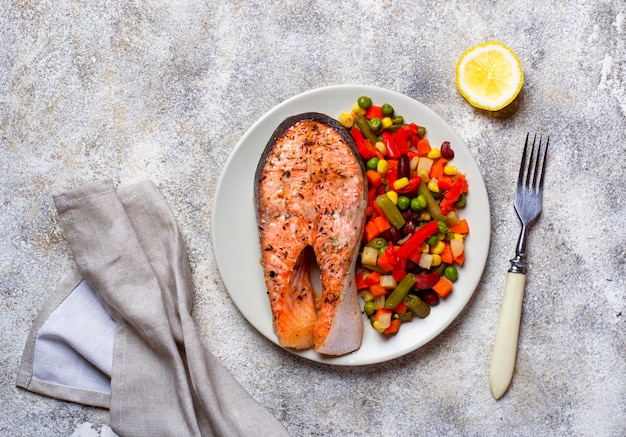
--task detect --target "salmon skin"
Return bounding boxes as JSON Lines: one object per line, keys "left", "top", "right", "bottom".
{"left": 254, "top": 112, "right": 367, "bottom": 356}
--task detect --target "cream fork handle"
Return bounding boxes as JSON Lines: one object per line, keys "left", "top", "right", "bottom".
{"left": 489, "top": 272, "right": 526, "bottom": 399}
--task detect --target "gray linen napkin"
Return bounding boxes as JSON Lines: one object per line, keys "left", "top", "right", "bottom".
{"left": 17, "top": 180, "right": 289, "bottom": 437}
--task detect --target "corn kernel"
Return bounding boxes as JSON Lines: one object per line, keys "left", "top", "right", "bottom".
{"left": 381, "top": 117, "right": 393, "bottom": 129}
{"left": 431, "top": 240, "right": 446, "bottom": 255}
{"left": 453, "top": 233, "right": 464, "bottom": 240}
{"left": 431, "top": 254, "right": 442, "bottom": 267}
{"left": 385, "top": 191, "right": 398, "bottom": 205}
{"left": 444, "top": 165, "right": 457, "bottom": 176}
{"left": 377, "top": 159, "right": 389, "bottom": 174}
{"left": 427, "top": 179, "right": 440, "bottom": 193}
{"left": 427, "top": 148, "right": 441, "bottom": 159}
{"left": 375, "top": 141, "right": 387, "bottom": 155}
{"left": 393, "top": 177, "right": 410, "bottom": 190}
{"left": 338, "top": 112, "right": 355, "bottom": 128}
{"left": 352, "top": 104, "right": 366, "bottom": 116}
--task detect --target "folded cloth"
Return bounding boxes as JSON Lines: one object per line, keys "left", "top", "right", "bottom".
{"left": 17, "top": 180, "right": 289, "bottom": 437}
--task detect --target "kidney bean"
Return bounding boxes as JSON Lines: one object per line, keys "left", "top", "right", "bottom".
{"left": 397, "top": 153, "right": 410, "bottom": 179}
{"left": 441, "top": 141, "right": 454, "bottom": 160}
{"left": 413, "top": 272, "right": 440, "bottom": 290}
{"left": 419, "top": 289, "right": 440, "bottom": 306}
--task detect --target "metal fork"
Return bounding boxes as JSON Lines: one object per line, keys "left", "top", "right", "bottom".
{"left": 489, "top": 133, "right": 549, "bottom": 400}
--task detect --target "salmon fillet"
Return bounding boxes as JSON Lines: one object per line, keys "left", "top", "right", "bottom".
{"left": 255, "top": 113, "right": 367, "bottom": 355}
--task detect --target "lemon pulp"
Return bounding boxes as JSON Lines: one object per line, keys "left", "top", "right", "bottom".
{"left": 456, "top": 41, "right": 523, "bottom": 111}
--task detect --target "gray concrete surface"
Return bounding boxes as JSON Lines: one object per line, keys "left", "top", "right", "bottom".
{"left": 1, "top": 1, "right": 624, "bottom": 436}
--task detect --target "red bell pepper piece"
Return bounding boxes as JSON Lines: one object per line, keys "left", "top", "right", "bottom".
{"left": 351, "top": 127, "right": 377, "bottom": 160}
{"left": 381, "top": 131, "right": 401, "bottom": 158}
{"left": 393, "top": 125, "right": 412, "bottom": 156}
{"left": 440, "top": 176, "right": 464, "bottom": 214}
{"left": 386, "top": 159, "right": 398, "bottom": 190}
{"left": 395, "top": 176, "right": 421, "bottom": 194}
{"left": 396, "top": 220, "right": 439, "bottom": 261}
{"left": 365, "top": 105, "right": 383, "bottom": 120}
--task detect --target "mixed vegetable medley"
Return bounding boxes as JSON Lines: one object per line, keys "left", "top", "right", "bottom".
{"left": 337, "top": 96, "right": 470, "bottom": 335}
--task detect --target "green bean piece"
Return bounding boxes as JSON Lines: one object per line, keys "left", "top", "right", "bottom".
{"left": 455, "top": 193, "right": 467, "bottom": 208}
{"left": 361, "top": 263, "right": 384, "bottom": 273}
{"left": 356, "top": 115, "right": 379, "bottom": 144}
{"left": 417, "top": 181, "right": 448, "bottom": 223}
{"left": 365, "top": 237, "right": 387, "bottom": 249}
{"left": 384, "top": 273, "right": 416, "bottom": 310}
{"left": 358, "top": 96, "right": 372, "bottom": 108}
{"left": 444, "top": 265, "right": 458, "bottom": 282}
{"left": 397, "top": 312, "right": 413, "bottom": 322}
{"left": 369, "top": 117, "right": 382, "bottom": 134}
{"left": 382, "top": 103, "right": 394, "bottom": 116}
{"left": 375, "top": 194, "right": 406, "bottom": 230}
{"left": 403, "top": 294, "right": 431, "bottom": 318}
{"left": 417, "top": 126, "right": 426, "bottom": 138}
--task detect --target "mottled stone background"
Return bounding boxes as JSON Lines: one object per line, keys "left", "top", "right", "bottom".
{"left": 1, "top": 1, "right": 624, "bottom": 436}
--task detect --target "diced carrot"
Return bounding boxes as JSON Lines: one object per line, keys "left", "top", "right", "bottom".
{"left": 365, "top": 105, "right": 383, "bottom": 120}
{"left": 440, "top": 242, "right": 454, "bottom": 264}
{"left": 365, "top": 270, "right": 381, "bottom": 286}
{"left": 376, "top": 250, "right": 389, "bottom": 272}
{"left": 429, "top": 159, "right": 447, "bottom": 179}
{"left": 453, "top": 252, "right": 465, "bottom": 266}
{"left": 449, "top": 219, "right": 470, "bottom": 234}
{"left": 416, "top": 138, "right": 431, "bottom": 156}
{"left": 369, "top": 282, "right": 387, "bottom": 297}
{"left": 433, "top": 277, "right": 453, "bottom": 298}
{"left": 372, "top": 215, "right": 391, "bottom": 233}
{"left": 364, "top": 220, "right": 380, "bottom": 242}
{"left": 393, "top": 300, "right": 408, "bottom": 314}
{"left": 366, "top": 169, "right": 382, "bottom": 188}
{"left": 383, "top": 318, "right": 401, "bottom": 335}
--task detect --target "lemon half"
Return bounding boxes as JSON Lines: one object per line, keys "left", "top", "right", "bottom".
{"left": 456, "top": 41, "right": 524, "bottom": 111}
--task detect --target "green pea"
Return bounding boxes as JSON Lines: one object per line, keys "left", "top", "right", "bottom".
{"left": 444, "top": 266, "right": 458, "bottom": 282}
{"left": 382, "top": 103, "right": 394, "bottom": 116}
{"left": 358, "top": 96, "right": 372, "bottom": 108}
{"left": 397, "top": 195, "right": 410, "bottom": 211}
{"left": 369, "top": 117, "right": 382, "bottom": 134}
{"left": 366, "top": 157, "right": 379, "bottom": 170}
{"left": 392, "top": 115, "right": 404, "bottom": 125}
{"left": 410, "top": 197, "right": 422, "bottom": 212}
{"left": 364, "top": 301, "right": 376, "bottom": 316}
{"left": 437, "top": 221, "right": 450, "bottom": 234}
{"left": 426, "top": 235, "right": 439, "bottom": 246}
{"left": 417, "top": 126, "right": 426, "bottom": 138}
{"left": 455, "top": 193, "right": 467, "bottom": 208}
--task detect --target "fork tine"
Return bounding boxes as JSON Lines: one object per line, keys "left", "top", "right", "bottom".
{"left": 537, "top": 136, "right": 549, "bottom": 191}
{"left": 518, "top": 133, "right": 530, "bottom": 188}
{"left": 530, "top": 134, "right": 541, "bottom": 191}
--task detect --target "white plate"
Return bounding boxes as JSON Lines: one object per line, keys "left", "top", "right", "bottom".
{"left": 212, "top": 85, "right": 490, "bottom": 366}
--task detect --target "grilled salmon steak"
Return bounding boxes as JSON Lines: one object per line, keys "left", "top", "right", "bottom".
{"left": 254, "top": 112, "right": 367, "bottom": 355}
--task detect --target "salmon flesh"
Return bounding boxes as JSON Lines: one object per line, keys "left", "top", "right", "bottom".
{"left": 254, "top": 112, "right": 367, "bottom": 356}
